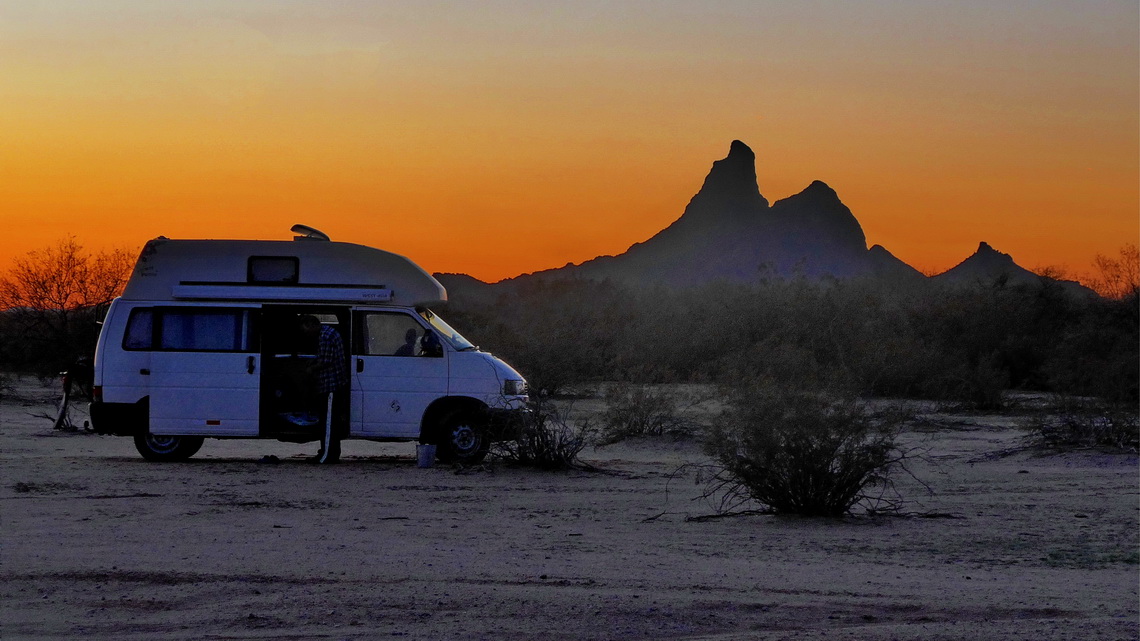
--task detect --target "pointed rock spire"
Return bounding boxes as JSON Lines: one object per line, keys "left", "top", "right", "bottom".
{"left": 684, "top": 140, "right": 769, "bottom": 219}
{"left": 970, "top": 241, "right": 1016, "bottom": 266}
{"left": 973, "top": 241, "right": 1013, "bottom": 261}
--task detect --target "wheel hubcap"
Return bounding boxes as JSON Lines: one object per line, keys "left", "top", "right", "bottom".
{"left": 147, "top": 435, "right": 179, "bottom": 453}
{"left": 451, "top": 425, "right": 478, "bottom": 453}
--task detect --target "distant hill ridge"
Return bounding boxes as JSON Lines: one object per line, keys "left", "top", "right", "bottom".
{"left": 436, "top": 141, "right": 1090, "bottom": 295}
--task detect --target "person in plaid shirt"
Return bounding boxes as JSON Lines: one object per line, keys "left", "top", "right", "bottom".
{"left": 301, "top": 315, "right": 349, "bottom": 463}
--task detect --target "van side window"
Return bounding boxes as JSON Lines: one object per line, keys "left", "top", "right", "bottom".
{"left": 123, "top": 308, "right": 154, "bottom": 350}
{"left": 358, "top": 312, "right": 431, "bottom": 357}
{"left": 248, "top": 256, "right": 299, "bottom": 284}
{"left": 157, "top": 309, "right": 255, "bottom": 352}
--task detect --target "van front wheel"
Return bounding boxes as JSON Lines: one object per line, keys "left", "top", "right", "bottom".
{"left": 436, "top": 415, "right": 489, "bottom": 464}
{"left": 133, "top": 434, "right": 204, "bottom": 462}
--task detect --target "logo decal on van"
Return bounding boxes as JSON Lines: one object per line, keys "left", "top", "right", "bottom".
{"left": 390, "top": 400, "right": 401, "bottom": 413}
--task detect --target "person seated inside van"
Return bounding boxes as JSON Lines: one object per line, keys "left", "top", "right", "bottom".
{"left": 394, "top": 328, "right": 418, "bottom": 357}
{"left": 420, "top": 329, "right": 443, "bottom": 357}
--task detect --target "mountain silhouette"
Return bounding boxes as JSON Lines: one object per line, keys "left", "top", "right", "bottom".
{"left": 932, "top": 242, "right": 1093, "bottom": 295}
{"left": 934, "top": 242, "right": 1036, "bottom": 284}
{"left": 438, "top": 141, "right": 1085, "bottom": 294}
{"left": 518, "top": 140, "right": 879, "bottom": 286}
{"left": 867, "top": 244, "right": 926, "bottom": 282}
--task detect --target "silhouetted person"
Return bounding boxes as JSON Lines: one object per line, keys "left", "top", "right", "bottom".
{"left": 300, "top": 315, "right": 348, "bottom": 463}
{"left": 395, "top": 328, "right": 418, "bottom": 356}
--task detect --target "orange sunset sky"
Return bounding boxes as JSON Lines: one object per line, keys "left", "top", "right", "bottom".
{"left": 2, "top": 1, "right": 1137, "bottom": 284}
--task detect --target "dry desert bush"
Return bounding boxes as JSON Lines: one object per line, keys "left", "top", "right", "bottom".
{"left": 702, "top": 381, "right": 916, "bottom": 517}
{"left": 597, "top": 383, "right": 706, "bottom": 444}
{"left": 1022, "top": 396, "right": 1139, "bottom": 452}
{"left": 491, "top": 397, "right": 594, "bottom": 470}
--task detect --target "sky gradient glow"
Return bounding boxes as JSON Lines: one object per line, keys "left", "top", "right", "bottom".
{"left": 2, "top": 1, "right": 1137, "bottom": 283}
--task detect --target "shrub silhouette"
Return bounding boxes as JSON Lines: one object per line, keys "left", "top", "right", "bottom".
{"left": 0, "top": 238, "right": 133, "bottom": 376}
{"left": 703, "top": 382, "right": 911, "bottom": 517}
{"left": 1088, "top": 244, "right": 1139, "bottom": 300}
{"left": 492, "top": 397, "right": 593, "bottom": 470}
{"left": 598, "top": 383, "right": 698, "bottom": 444}
{"left": 1023, "top": 396, "right": 1139, "bottom": 452}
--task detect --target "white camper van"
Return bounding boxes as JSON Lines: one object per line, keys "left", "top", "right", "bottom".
{"left": 90, "top": 226, "right": 528, "bottom": 463}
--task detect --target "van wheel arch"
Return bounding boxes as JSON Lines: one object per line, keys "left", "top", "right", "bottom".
{"left": 421, "top": 397, "right": 490, "bottom": 464}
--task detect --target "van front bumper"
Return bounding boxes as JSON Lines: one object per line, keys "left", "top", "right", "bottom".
{"left": 483, "top": 405, "right": 530, "bottom": 442}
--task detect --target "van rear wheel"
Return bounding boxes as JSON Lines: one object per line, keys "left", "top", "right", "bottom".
{"left": 435, "top": 414, "right": 489, "bottom": 464}
{"left": 133, "top": 434, "right": 204, "bottom": 462}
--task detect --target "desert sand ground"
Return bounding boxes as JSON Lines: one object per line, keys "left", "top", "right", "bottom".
{"left": 1, "top": 376, "right": 1137, "bottom": 641}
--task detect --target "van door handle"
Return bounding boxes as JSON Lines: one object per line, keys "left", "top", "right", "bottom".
{"left": 356, "top": 358, "right": 364, "bottom": 373}
{"left": 247, "top": 356, "right": 257, "bottom": 374}
{"left": 139, "top": 368, "right": 150, "bottom": 376}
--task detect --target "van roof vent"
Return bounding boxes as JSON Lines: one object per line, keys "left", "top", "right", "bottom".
{"left": 291, "top": 224, "right": 330, "bottom": 242}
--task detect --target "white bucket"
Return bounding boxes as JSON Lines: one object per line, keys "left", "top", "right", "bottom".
{"left": 416, "top": 444, "right": 436, "bottom": 468}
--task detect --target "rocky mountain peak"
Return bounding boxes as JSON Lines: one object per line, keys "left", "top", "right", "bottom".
{"left": 780, "top": 180, "right": 843, "bottom": 208}
{"left": 934, "top": 241, "right": 1029, "bottom": 284}
{"left": 767, "top": 178, "right": 868, "bottom": 260}
{"left": 968, "top": 241, "right": 1017, "bottom": 267}
{"left": 804, "top": 179, "right": 838, "bottom": 197}
{"left": 975, "top": 241, "right": 1011, "bottom": 259}
{"left": 868, "top": 244, "right": 926, "bottom": 281}
{"left": 931, "top": 241, "right": 1094, "bottom": 296}
{"left": 684, "top": 140, "right": 769, "bottom": 216}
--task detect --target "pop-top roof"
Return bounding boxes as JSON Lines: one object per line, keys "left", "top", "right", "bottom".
{"left": 120, "top": 236, "right": 446, "bottom": 306}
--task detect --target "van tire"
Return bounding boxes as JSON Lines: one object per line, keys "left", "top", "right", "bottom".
{"left": 435, "top": 414, "right": 489, "bottom": 464}
{"left": 133, "top": 434, "right": 204, "bottom": 462}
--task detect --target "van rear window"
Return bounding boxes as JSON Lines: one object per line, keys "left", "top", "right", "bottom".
{"left": 124, "top": 309, "right": 154, "bottom": 349}
{"left": 124, "top": 308, "right": 255, "bottom": 352}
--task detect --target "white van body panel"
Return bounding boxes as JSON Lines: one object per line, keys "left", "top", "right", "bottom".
{"left": 149, "top": 350, "right": 260, "bottom": 436}
{"left": 449, "top": 351, "right": 511, "bottom": 399}
{"left": 95, "top": 299, "right": 151, "bottom": 405}
{"left": 354, "top": 353, "right": 449, "bottom": 437}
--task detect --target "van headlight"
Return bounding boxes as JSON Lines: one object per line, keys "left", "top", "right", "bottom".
{"left": 502, "top": 379, "right": 528, "bottom": 396}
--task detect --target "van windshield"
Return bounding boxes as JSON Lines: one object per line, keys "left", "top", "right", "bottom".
{"left": 418, "top": 308, "right": 476, "bottom": 351}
